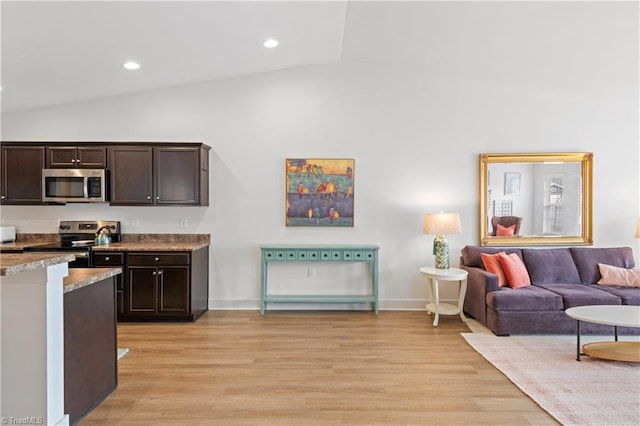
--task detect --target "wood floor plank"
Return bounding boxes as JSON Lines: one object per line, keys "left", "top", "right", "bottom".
{"left": 80, "top": 311, "right": 558, "bottom": 425}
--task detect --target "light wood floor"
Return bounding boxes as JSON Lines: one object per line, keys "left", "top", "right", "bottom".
{"left": 81, "top": 311, "right": 557, "bottom": 425}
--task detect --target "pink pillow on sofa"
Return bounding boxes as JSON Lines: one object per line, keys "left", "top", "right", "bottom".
{"left": 496, "top": 224, "right": 516, "bottom": 236}
{"left": 481, "top": 252, "right": 508, "bottom": 287}
{"left": 597, "top": 263, "right": 640, "bottom": 287}
{"left": 497, "top": 252, "right": 531, "bottom": 289}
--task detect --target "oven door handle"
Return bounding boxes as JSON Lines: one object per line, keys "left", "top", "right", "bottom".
{"left": 69, "top": 252, "right": 89, "bottom": 259}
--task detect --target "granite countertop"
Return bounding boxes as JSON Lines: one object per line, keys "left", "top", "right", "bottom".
{"left": 92, "top": 241, "right": 209, "bottom": 252}
{"left": 1, "top": 233, "right": 210, "bottom": 253}
{"left": 0, "top": 253, "right": 76, "bottom": 275}
{"left": 64, "top": 267, "right": 122, "bottom": 293}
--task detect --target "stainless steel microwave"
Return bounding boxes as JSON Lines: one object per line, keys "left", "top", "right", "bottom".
{"left": 42, "top": 168, "right": 108, "bottom": 203}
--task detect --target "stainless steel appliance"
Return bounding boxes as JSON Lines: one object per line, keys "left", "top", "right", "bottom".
{"left": 42, "top": 169, "right": 108, "bottom": 203}
{"left": 24, "top": 220, "right": 121, "bottom": 268}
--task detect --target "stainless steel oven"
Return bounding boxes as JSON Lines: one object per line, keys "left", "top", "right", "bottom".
{"left": 24, "top": 220, "right": 121, "bottom": 268}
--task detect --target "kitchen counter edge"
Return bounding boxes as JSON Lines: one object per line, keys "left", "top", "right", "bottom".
{"left": 64, "top": 267, "right": 122, "bottom": 293}
{"left": 91, "top": 241, "right": 209, "bottom": 251}
{"left": 0, "top": 253, "right": 76, "bottom": 275}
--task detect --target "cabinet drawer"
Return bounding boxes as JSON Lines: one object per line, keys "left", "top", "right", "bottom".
{"left": 127, "top": 253, "right": 190, "bottom": 266}
{"left": 93, "top": 252, "right": 125, "bottom": 265}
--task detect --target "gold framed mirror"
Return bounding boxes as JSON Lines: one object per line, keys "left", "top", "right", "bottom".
{"left": 479, "top": 152, "right": 593, "bottom": 246}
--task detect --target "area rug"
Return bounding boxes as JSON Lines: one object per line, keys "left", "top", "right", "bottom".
{"left": 117, "top": 347, "right": 129, "bottom": 361}
{"left": 462, "top": 333, "right": 640, "bottom": 426}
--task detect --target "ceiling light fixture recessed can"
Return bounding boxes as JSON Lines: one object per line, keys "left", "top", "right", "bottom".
{"left": 263, "top": 39, "right": 279, "bottom": 48}
{"left": 122, "top": 61, "right": 141, "bottom": 70}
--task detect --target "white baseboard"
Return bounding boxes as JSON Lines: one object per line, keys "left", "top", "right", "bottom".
{"left": 208, "top": 298, "right": 459, "bottom": 311}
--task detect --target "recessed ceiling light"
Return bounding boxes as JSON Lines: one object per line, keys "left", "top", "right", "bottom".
{"left": 263, "top": 39, "right": 279, "bottom": 48}
{"left": 122, "top": 61, "right": 141, "bottom": 70}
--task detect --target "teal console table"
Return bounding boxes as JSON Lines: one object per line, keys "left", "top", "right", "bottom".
{"left": 260, "top": 244, "right": 380, "bottom": 315}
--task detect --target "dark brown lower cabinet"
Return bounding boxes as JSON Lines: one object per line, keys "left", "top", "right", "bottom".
{"left": 92, "top": 252, "right": 126, "bottom": 321}
{"left": 122, "top": 247, "right": 208, "bottom": 321}
{"left": 64, "top": 276, "right": 117, "bottom": 425}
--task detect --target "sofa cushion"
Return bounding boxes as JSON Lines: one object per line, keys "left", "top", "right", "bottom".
{"left": 584, "top": 284, "right": 640, "bottom": 305}
{"left": 535, "top": 283, "right": 621, "bottom": 309}
{"left": 461, "top": 246, "right": 523, "bottom": 268}
{"left": 597, "top": 263, "right": 640, "bottom": 287}
{"left": 570, "top": 247, "right": 635, "bottom": 284}
{"left": 522, "top": 248, "right": 581, "bottom": 285}
{"left": 481, "top": 252, "right": 508, "bottom": 287}
{"left": 497, "top": 252, "right": 531, "bottom": 288}
{"left": 486, "top": 286, "right": 563, "bottom": 311}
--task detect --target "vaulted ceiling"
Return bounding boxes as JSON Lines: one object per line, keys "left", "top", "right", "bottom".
{"left": 1, "top": 1, "right": 637, "bottom": 113}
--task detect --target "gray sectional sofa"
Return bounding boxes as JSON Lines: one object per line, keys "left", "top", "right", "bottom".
{"left": 460, "top": 245, "right": 640, "bottom": 336}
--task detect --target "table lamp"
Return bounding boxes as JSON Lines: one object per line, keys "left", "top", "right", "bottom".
{"left": 636, "top": 217, "right": 640, "bottom": 238}
{"left": 423, "top": 212, "right": 462, "bottom": 269}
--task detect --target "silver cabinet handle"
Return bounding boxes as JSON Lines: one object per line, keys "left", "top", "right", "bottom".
{"left": 147, "top": 196, "right": 151, "bottom": 199}
{"left": 157, "top": 270, "right": 163, "bottom": 275}
{"left": 155, "top": 257, "right": 159, "bottom": 261}
{"left": 152, "top": 271, "right": 157, "bottom": 276}
{"left": 1, "top": 195, "right": 5, "bottom": 199}
{"left": 156, "top": 196, "right": 160, "bottom": 200}
{"left": 105, "top": 257, "right": 110, "bottom": 261}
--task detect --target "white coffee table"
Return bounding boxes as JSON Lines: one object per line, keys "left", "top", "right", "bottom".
{"left": 565, "top": 305, "right": 640, "bottom": 362}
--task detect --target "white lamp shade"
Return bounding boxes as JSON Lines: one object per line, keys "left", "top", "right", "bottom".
{"left": 423, "top": 213, "right": 462, "bottom": 235}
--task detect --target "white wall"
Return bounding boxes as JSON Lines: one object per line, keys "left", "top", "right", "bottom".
{"left": 1, "top": 60, "right": 639, "bottom": 309}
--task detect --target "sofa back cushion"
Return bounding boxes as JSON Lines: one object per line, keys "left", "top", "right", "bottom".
{"left": 570, "top": 247, "right": 635, "bottom": 284}
{"left": 460, "top": 246, "right": 523, "bottom": 268}
{"left": 522, "top": 248, "right": 581, "bottom": 285}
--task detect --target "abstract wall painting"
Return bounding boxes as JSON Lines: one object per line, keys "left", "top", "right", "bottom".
{"left": 285, "top": 158, "right": 354, "bottom": 227}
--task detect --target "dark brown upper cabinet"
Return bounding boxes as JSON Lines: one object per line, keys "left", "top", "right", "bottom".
{"left": 0, "top": 145, "right": 46, "bottom": 205}
{"left": 46, "top": 146, "right": 107, "bottom": 168}
{"left": 109, "top": 143, "right": 209, "bottom": 206}
{"left": 0, "top": 141, "right": 209, "bottom": 206}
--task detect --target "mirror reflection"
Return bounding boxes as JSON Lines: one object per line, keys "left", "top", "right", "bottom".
{"left": 479, "top": 153, "right": 593, "bottom": 246}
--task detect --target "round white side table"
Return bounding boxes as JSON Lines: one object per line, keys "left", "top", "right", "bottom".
{"left": 419, "top": 266, "right": 468, "bottom": 327}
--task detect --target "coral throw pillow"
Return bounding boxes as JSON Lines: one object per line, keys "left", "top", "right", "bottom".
{"left": 481, "top": 252, "right": 508, "bottom": 287}
{"left": 496, "top": 224, "right": 516, "bottom": 236}
{"left": 597, "top": 263, "right": 640, "bottom": 287}
{"left": 497, "top": 252, "right": 531, "bottom": 289}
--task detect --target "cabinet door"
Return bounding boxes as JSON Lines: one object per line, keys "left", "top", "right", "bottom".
{"left": 158, "top": 266, "right": 190, "bottom": 314}
{"left": 77, "top": 147, "right": 107, "bottom": 168}
{"left": 46, "top": 147, "right": 77, "bottom": 168}
{"left": 155, "top": 147, "right": 199, "bottom": 205}
{"left": 128, "top": 266, "right": 157, "bottom": 313}
{"left": 109, "top": 146, "right": 153, "bottom": 205}
{"left": 93, "top": 252, "right": 126, "bottom": 319}
{"left": 1, "top": 146, "right": 45, "bottom": 204}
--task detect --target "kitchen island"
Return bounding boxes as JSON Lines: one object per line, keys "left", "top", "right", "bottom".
{"left": 0, "top": 253, "right": 121, "bottom": 425}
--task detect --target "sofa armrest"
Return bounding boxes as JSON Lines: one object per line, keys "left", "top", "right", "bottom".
{"left": 462, "top": 266, "right": 500, "bottom": 326}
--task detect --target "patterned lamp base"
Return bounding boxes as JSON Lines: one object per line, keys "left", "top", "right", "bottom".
{"left": 433, "top": 235, "right": 450, "bottom": 269}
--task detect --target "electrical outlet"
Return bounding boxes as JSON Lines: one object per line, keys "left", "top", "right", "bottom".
{"left": 179, "top": 218, "right": 188, "bottom": 229}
